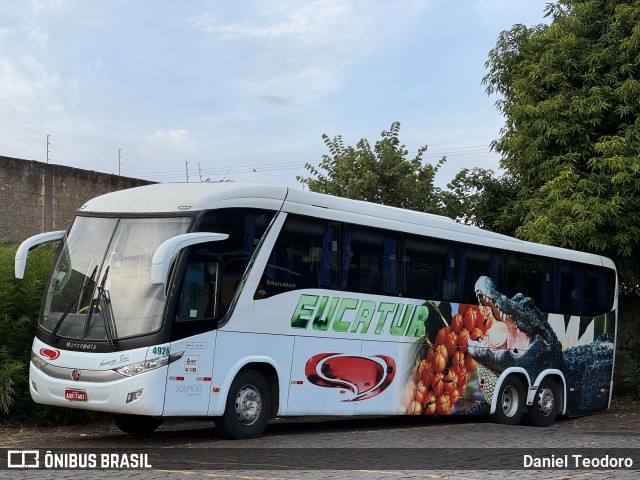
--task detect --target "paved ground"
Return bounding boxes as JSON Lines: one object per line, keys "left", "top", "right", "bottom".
{"left": 1, "top": 397, "right": 639, "bottom": 479}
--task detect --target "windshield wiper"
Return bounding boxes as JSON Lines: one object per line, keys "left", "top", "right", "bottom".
{"left": 87, "top": 266, "right": 118, "bottom": 350}
{"left": 49, "top": 265, "right": 98, "bottom": 344}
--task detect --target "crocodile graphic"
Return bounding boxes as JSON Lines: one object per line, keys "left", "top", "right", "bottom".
{"left": 398, "top": 275, "right": 613, "bottom": 417}
{"left": 468, "top": 276, "right": 563, "bottom": 397}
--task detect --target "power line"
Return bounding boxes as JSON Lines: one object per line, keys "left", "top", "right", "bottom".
{"left": 125, "top": 145, "right": 494, "bottom": 180}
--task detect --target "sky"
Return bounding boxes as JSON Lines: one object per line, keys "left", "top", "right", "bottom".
{"left": 0, "top": 0, "right": 551, "bottom": 189}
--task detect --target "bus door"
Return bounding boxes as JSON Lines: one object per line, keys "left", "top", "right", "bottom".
{"left": 163, "top": 333, "right": 216, "bottom": 415}
{"left": 287, "top": 337, "right": 362, "bottom": 415}
{"left": 163, "top": 259, "right": 219, "bottom": 415}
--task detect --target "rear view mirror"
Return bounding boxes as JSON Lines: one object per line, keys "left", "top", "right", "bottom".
{"left": 150, "top": 232, "right": 228, "bottom": 285}
{"left": 15, "top": 230, "right": 65, "bottom": 279}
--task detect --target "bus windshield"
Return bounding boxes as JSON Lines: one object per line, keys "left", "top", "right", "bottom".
{"left": 42, "top": 216, "right": 191, "bottom": 342}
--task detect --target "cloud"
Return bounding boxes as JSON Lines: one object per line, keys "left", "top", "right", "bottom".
{"left": 187, "top": 1, "right": 431, "bottom": 102}
{"left": 26, "top": 20, "right": 50, "bottom": 45}
{"left": 0, "top": 55, "right": 63, "bottom": 117}
{"left": 257, "top": 94, "right": 294, "bottom": 107}
{"left": 28, "top": 0, "right": 74, "bottom": 15}
{"left": 188, "top": 1, "right": 355, "bottom": 43}
{"left": 141, "top": 129, "right": 196, "bottom": 153}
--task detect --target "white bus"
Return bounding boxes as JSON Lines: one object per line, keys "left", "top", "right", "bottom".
{"left": 16, "top": 183, "right": 617, "bottom": 439}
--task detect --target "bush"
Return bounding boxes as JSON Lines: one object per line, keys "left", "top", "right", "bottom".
{"left": 0, "top": 241, "right": 50, "bottom": 418}
{"left": 0, "top": 241, "right": 100, "bottom": 425}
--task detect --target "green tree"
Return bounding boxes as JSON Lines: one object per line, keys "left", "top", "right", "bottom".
{"left": 483, "top": 0, "right": 640, "bottom": 290}
{"left": 297, "top": 122, "right": 446, "bottom": 214}
{"left": 440, "top": 167, "right": 519, "bottom": 233}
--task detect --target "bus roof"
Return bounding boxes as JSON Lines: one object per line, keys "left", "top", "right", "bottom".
{"left": 78, "top": 182, "right": 614, "bottom": 269}
{"left": 79, "top": 182, "right": 289, "bottom": 214}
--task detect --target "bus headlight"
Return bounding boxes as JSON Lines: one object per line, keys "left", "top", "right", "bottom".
{"left": 114, "top": 352, "right": 184, "bottom": 377}
{"left": 31, "top": 351, "right": 49, "bottom": 369}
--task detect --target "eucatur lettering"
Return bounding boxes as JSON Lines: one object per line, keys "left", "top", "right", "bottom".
{"left": 290, "top": 294, "right": 428, "bottom": 337}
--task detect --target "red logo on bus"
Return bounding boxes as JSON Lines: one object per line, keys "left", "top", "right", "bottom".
{"left": 39, "top": 348, "right": 61, "bottom": 361}
{"left": 305, "top": 353, "right": 396, "bottom": 401}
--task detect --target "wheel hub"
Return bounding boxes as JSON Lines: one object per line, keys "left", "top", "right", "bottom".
{"left": 235, "top": 385, "right": 262, "bottom": 425}
{"left": 537, "top": 387, "right": 555, "bottom": 415}
{"left": 501, "top": 385, "right": 519, "bottom": 417}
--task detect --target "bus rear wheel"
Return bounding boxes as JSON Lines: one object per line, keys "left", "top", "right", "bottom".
{"left": 113, "top": 414, "right": 163, "bottom": 435}
{"left": 524, "top": 379, "right": 559, "bottom": 427}
{"left": 215, "top": 369, "right": 271, "bottom": 440}
{"left": 493, "top": 375, "right": 525, "bottom": 425}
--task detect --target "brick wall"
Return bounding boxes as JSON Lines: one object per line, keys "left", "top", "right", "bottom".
{"left": 0, "top": 155, "right": 153, "bottom": 243}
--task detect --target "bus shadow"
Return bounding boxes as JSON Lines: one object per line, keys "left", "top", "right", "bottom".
{"left": 264, "top": 414, "right": 492, "bottom": 437}
{"left": 101, "top": 414, "right": 493, "bottom": 446}
{"left": 88, "top": 411, "right": 607, "bottom": 448}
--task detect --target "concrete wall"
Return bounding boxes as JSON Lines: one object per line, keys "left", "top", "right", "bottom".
{"left": 0, "top": 155, "right": 153, "bottom": 243}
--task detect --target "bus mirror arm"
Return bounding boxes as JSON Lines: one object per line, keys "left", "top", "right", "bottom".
{"left": 15, "top": 230, "right": 66, "bottom": 279}
{"left": 150, "top": 232, "right": 229, "bottom": 285}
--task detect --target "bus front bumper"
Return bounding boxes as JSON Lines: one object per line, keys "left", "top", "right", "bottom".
{"left": 29, "top": 362, "right": 167, "bottom": 416}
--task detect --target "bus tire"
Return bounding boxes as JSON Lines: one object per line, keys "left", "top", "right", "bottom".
{"left": 215, "top": 369, "right": 271, "bottom": 440}
{"left": 113, "top": 414, "right": 163, "bottom": 435}
{"left": 493, "top": 375, "right": 525, "bottom": 425}
{"left": 524, "top": 378, "right": 559, "bottom": 427}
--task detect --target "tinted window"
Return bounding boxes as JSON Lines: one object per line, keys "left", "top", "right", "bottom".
{"left": 457, "top": 246, "right": 504, "bottom": 304}
{"left": 174, "top": 209, "right": 274, "bottom": 325}
{"left": 585, "top": 266, "right": 615, "bottom": 316}
{"left": 259, "top": 215, "right": 339, "bottom": 297}
{"left": 252, "top": 213, "right": 617, "bottom": 319}
{"left": 507, "top": 255, "right": 551, "bottom": 311}
{"left": 342, "top": 225, "right": 399, "bottom": 295}
{"left": 403, "top": 236, "right": 452, "bottom": 301}
{"left": 197, "top": 208, "right": 274, "bottom": 261}
{"left": 175, "top": 255, "right": 219, "bottom": 322}
{"left": 552, "top": 262, "right": 584, "bottom": 316}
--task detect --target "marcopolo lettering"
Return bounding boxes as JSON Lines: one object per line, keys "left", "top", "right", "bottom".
{"left": 290, "top": 294, "right": 428, "bottom": 337}
{"left": 65, "top": 341, "right": 97, "bottom": 350}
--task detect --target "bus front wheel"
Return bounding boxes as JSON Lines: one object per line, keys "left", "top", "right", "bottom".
{"left": 113, "top": 414, "right": 163, "bottom": 435}
{"left": 493, "top": 375, "right": 525, "bottom": 425}
{"left": 524, "top": 378, "right": 559, "bottom": 427}
{"left": 215, "top": 369, "right": 271, "bottom": 440}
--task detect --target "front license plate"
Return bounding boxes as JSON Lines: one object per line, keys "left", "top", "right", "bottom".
{"left": 65, "top": 389, "right": 87, "bottom": 401}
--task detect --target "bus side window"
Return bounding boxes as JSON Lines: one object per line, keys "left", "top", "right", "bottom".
{"left": 506, "top": 255, "right": 551, "bottom": 312}
{"left": 585, "top": 267, "right": 615, "bottom": 316}
{"left": 341, "top": 225, "right": 398, "bottom": 296}
{"left": 552, "top": 262, "right": 584, "bottom": 316}
{"left": 402, "top": 236, "right": 447, "bottom": 301}
{"left": 175, "top": 254, "right": 219, "bottom": 322}
{"left": 258, "top": 215, "right": 338, "bottom": 297}
{"left": 196, "top": 209, "right": 275, "bottom": 311}
{"left": 457, "top": 246, "right": 504, "bottom": 304}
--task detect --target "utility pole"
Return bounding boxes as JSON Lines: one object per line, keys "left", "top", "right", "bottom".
{"left": 198, "top": 163, "right": 203, "bottom": 182}
{"left": 118, "top": 149, "right": 122, "bottom": 175}
{"left": 185, "top": 160, "right": 189, "bottom": 183}
{"left": 46, "top": 134, "right": 50, "bottom": 163}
